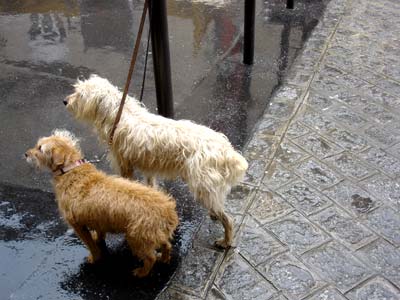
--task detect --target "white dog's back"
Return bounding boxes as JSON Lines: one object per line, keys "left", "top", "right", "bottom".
{"left": 69, "top": 75, "right": 248, "bottom": 186}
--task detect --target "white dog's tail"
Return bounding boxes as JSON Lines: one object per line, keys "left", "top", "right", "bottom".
{"left": 186, "top": 149, "right": 248, "bottom": 193}
{"left": 224, "top": 150, "right": 248, "bottom": 185}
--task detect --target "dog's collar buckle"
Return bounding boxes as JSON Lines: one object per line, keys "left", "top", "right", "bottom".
{"left": 53, "top": 159, "right": 88, "bottom": 176}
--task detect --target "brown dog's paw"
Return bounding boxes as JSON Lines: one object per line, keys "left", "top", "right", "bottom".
{"left": 214, "top": 239, "right": 231, "bottom": 249}
{"left": 160, "top": 254, "right": 171, "bottom": 264}
{"left": 86, "top": 253, "right": 101, "bottom": 264}
{"left": 132, "top": 267, "right": 150, "bottom": 278}
{"left": 86, "top": 254, "right": 96, "bottom": 264}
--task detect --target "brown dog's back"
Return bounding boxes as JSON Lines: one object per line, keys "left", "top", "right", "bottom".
{"left": 54, "top": 164, "right": 178, "bottom": 248}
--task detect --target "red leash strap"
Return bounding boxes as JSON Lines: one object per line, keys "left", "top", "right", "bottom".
{"left": 109, "top": 0, "right": 149, "bottom": 145}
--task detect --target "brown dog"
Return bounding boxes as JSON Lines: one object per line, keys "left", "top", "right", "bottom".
{"left": 25, "top": 129, "right": 179, "bottom": 277}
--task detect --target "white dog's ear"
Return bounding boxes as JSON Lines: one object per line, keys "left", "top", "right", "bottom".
{"left": 73, "top": 77, "right": 82, "bottom": 89}
{"left": 52, "top": 129, "right": 80, "bottom": 148}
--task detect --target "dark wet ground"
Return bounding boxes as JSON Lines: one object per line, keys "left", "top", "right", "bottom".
{"left": 0, "top": 0, "right": 328, "bottom": 299}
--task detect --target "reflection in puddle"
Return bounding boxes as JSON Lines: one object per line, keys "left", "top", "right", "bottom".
{"left": 0, "top": 0, "right": 79, "bottom": 15}
{"left": 177, "top": 0, "right": 232, "bottom": 8}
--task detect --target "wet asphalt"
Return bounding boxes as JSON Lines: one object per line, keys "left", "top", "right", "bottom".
{"left": 0, "top": 0, "right": 328, "bottom": 299}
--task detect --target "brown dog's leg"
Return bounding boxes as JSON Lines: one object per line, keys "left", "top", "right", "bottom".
{"left": 71, "top": 224, "right": 102, "bottom": 263}
{"left": 134, "top": 250, "right": 157, "bottom": 277}
{"left": 91, "top": 230, "right": 108, "bottom": 256}
{"left": 90, "top": 230, "right": 105, "bottom": 242}
{"left": 159, "top": 242, "right": 172, "bottom": 263}
{"left": 127, "top": 237, "right": 157, "bottom": 277}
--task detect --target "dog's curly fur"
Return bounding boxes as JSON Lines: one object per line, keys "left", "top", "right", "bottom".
{"left": 65, "top": 75, "right": 248, "bottom": 248}
{"left": 25, "top": 129, "right": 179, "bottom": 277}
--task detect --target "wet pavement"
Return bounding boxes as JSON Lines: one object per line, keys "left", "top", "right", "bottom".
{"left": 157, "top": 0, "right": 400, "bottom": 299}
{"left": 0, "top": 0, "right": 328, "bottom": 299}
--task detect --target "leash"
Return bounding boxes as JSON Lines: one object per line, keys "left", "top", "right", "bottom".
{"left": 139, "top": 25, "right": 151, "bottom": 103}
{"left": 109, "top": 0, "right": 149, "bottom": 146}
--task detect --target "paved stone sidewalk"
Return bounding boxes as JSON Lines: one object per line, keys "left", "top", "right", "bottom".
{"left": 157, "top": 0, "right": 400, "bottom": 299}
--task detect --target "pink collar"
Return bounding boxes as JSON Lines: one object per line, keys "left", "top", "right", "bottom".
{"left": 53, "top": 159, "right": 88, "bottom": 176}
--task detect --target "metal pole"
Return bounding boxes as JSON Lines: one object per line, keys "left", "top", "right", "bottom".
{"left": 287, "top": 0, "right": 294, "bottom": 9}
{"left": 243, "top": 0, "right": 255, "bottom": 65}
{"left": 149, "top": 0, "right": 174, "bottom": 118}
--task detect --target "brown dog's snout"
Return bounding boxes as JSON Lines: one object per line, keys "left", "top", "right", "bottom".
{"left": 25, "top": 149, "right": 34, "bottom": 159}
{"left": 63, "top": 99, "right": 68, "bottom": 106}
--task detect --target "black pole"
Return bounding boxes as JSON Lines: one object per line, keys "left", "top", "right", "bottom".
{"left": 287, "top": 0, "right": 294, "bottom": 9}
{"left": 277, "top": 22, "right": 290, "bottom": 85}
{"left": 243, "top": 0, "right": 255, "bottom": 65}
{"left": 149, "top": 0, "right": 174, "bottom": 118}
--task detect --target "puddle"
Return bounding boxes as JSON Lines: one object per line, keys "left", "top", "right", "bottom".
{"left": 0, "top": 181, "right": 202, "bottom": 300}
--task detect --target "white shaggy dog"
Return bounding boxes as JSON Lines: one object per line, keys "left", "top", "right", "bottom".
{"left": 64, "top": 75, "right": 248, "bottom": 248}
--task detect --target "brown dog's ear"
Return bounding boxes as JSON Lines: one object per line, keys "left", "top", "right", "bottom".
{"left": 51, "top": 148, "right": 65, "bottom": 170}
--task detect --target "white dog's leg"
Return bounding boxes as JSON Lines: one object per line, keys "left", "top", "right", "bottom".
{"left": 198, "top": 188, "right": 233, "bottom": 248}
{"left": 212, "top": 209, "right": 233, "bottom": 249}
{"left": 109, "top": 153, "right": 135, "bottom": 179}
{"left": 120, "top": 164, "right": 135, "bottom": 179}
{"left": 145, "top": 176, "right": 157, "bottom": 188}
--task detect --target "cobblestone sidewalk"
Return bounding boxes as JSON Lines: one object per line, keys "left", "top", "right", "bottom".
{"left": 158, "top": 0, "right": 400, "bottom": 299}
